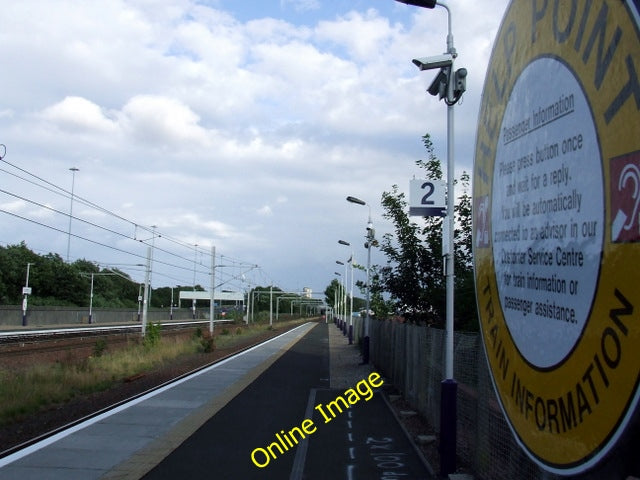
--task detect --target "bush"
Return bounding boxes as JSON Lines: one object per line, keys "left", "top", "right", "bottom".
{"left": 199, "top": 336, "right": 214, "bottom": 353}
{"left": 143, "top": 322, "right": 161, "bottom": 349}
{"left": 93, "top": 339, "right": 107, "bottom": 357}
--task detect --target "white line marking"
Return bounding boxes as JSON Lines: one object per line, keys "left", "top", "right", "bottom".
{"left": 0, "top": 322, "right": 313, "bottom": 468}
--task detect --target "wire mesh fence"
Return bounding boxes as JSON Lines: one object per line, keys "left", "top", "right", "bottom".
{"left": 369, "top": 319, "right": 553, "bottom": 480}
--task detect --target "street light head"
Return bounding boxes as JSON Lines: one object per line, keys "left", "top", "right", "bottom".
{"left": 395, "top": 0, "right": 437, "bottom": 8}
{"left": 338, "top": 240, "right": 350, "bottom": 246}
{"left": 336, "top": 260, "right": 345, "bottom": 265}
{"left": 346, "top": 196, "right": 366, "bottom": 206}
{"left": 412, "top": 54, "right": 453, "bottom": 71}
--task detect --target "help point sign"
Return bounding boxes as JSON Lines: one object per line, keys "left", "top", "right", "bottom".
{"left": 473, "top": 0, "right": 640, "bottom": 475}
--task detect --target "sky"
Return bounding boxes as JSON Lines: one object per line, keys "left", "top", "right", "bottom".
{"left": 0, "top": 0, "right": 509, "bottom": 300}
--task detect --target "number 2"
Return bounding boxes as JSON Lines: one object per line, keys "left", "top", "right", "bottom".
{"left": 421, "top": 182, "right": 435, "bottom": 205}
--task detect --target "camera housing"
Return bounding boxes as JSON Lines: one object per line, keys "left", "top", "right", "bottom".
{"left": 412, "top": 53, "right": 453, "bottom": 71}
{"left": 427, "top": 68, "right": 449, "bottom": 98}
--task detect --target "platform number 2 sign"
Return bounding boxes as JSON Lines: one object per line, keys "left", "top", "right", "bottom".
{"left": 409, "top": 179, "right": 446, "bottom": 217}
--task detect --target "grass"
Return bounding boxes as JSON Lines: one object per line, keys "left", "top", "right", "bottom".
{"left": 0, "top": 317, "right": 313, "bottom": 426}
{"left": 0, "top": 336, "right": 197, "bottom": 426}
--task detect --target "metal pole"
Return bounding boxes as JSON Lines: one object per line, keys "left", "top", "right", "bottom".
{"left": 346, "top": 196, "right": 373, "bottom": 362}
{"left": 89, "top": 272, "right": 94, "bottom": 324}
{"left": 246, "top": 287, "right": 251, "bottom": 324}
{"left": 141, "top": 246, "right": 151, "bottom": 337}
{"left": 22, "top": 262, "right": 33, "bottom": 327}
{"left": 170, "top": 287, "right": 174, "bottom": 320}
{"left": 67, "top": 167, "right": 79, "bottom": 262}
{"left": 343, "top": 260, "right": 348, "bottom": 335}
{"left": 364, "top": 222, "right": 372, "bottom": 363}
{"left": 348, "top": 254, "right": 354, "bottom": 344}
{"left": 148, "top": 225, "right": 156, "bottom": 307}
{"left": 395, "top": 1, "right": 458, "bottom": 473}
{"left": 210, "top": 246, "right": 215, "bottom": 335}
{"left": 269, "top": 286, "right": 273, "bottom": 327}
{"left": 445, "top": 83, "right": 455, "bottom": 378}
{"left": 332, "top": 287, "right": 338, "bottom": 323}
{"left": 192, "top": 244, "right": 197, "bottom": 320}
{"left": 142, "top": 247, "right": 151, "bottom": 338}
{"left": 439, "top": 2, "right": 458, "bottom": 475}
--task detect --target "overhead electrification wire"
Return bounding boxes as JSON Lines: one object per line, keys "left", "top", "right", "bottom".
{"left": 1, "top": 155, "right": 267, "bottom": 288}
{"left": 0, "top": 208, "right": 146, "bottom": 261}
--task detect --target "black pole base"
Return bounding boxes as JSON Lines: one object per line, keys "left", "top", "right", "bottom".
{"left": 348, "top": 325, "right": 353, "bottom": 344}
{"left": 439, "top": 378, "right": 458, "bottom": 476}
{"left": 361, "top": 335, "right": 370, "bottom": 364}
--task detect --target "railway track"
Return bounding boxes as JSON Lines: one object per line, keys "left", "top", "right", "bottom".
{"left": 0, "top": 320, "right": 213, "bottom": 344}
{"left": 0, "top": 320, "right": 313, "bottom": 461}
{"left": 0, "top": 321, "right": 214, "bottom": 365}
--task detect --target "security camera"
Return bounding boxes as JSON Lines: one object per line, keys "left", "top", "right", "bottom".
{"left": 427, "top": 68, "right": 449, "bottom": 98}
{"left": 412, "top": 53, "right": 453, "bottom": 71}
{"left": 453, "top": 68, "right": 467, "bottom": 97}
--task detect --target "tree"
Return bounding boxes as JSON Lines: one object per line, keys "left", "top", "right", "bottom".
{"left": 324, "top": 278, "right": 343, "bottom": 312}
{"left": 355, "top": 265, "right": 392, "bottom": 320}
{"left": 0, "top": 242, "right": 39, "bottom": 304}
{"left": 452, "top": 171, "right": 478, "bottom": 330}
{"left": 377, "top": 133, "right": 478, "bottom": 330}
{"left": 0, "top": 243, "right": 140, "bottom": 308}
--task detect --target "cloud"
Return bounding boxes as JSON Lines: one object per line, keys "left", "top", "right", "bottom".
{"left": 40, "top": 96, "right": 117, "bottom": 134}
{"left": 119, "top": 95, "right": 210, "bottom": 147}
{"left": 0, "top": 0, "right": 511, "bottom": 293}
{"left": 257, "top": 205, "right": 273, "bottom": 216}
{"left": 315, "top": 9, "right": 398, "bottom": 61}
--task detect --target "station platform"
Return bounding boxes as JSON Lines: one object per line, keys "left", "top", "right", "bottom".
{"left": 0, "top": 321, "right": 432, "bottom": 479}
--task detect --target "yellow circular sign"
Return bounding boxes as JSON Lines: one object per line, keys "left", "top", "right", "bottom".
{"left": 473, "top": 0, "right": 640, "bottom": 474}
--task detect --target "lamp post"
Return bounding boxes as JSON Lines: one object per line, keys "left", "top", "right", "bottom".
{"left": 67, "top": 167, "right": 79, "bottom": 262}
{"left": 336, "top": 260, "right": 347, "bottom": 336}
{"left": 170, "top": 287, "right": 174, "bottom": 320}
{"left": 141, "top": 246, "right": 152, "bottom": 337}
{"left": 89, "top": 272, "right": 94, "bottom": 324}
{"left": 346, "top": 195, "right": 374, "bottom": 364}
{"left": 22, "top": 262, "right": 34, "bottom": 326}
{"left": 396, "top": 0, "right": 464, "bottom": 475}
{"left": 192, "top": 244, "right": 198, "bottom": 320}
{"left": 334, "top": 272, "right": 342, "bottom": 326}
{"left": 137, "top": 284, "right": 143, "bottom": 322}
{"left": 339, "top": 240, "right": 355, "bottom": 344}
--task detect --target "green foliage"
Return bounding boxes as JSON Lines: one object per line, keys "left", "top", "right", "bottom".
{"left": 374, "top": 133, "right": 478, "bottom": 329}
{"left": 324, "top": 279, "right": 343, "bottom": 311}
{"left": 93, "top": 339, "right": 107, "bottom": 357}
{"left": 0, "top": 242, "right": 139, "bottom": 307}
{"left": 326, "top": 272, "right": 366, "bottom": 315}
{"left": 199, "top": 336, "right": 215, "bottom": 353}
{"left": 249, "top": 286, "right": 284, "bottom": 313}
{"left": 143, "top": 322, "right": 161, "bottom": 349}
{"left": 358, "top": 265, "right": 393, "bottom": 320}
